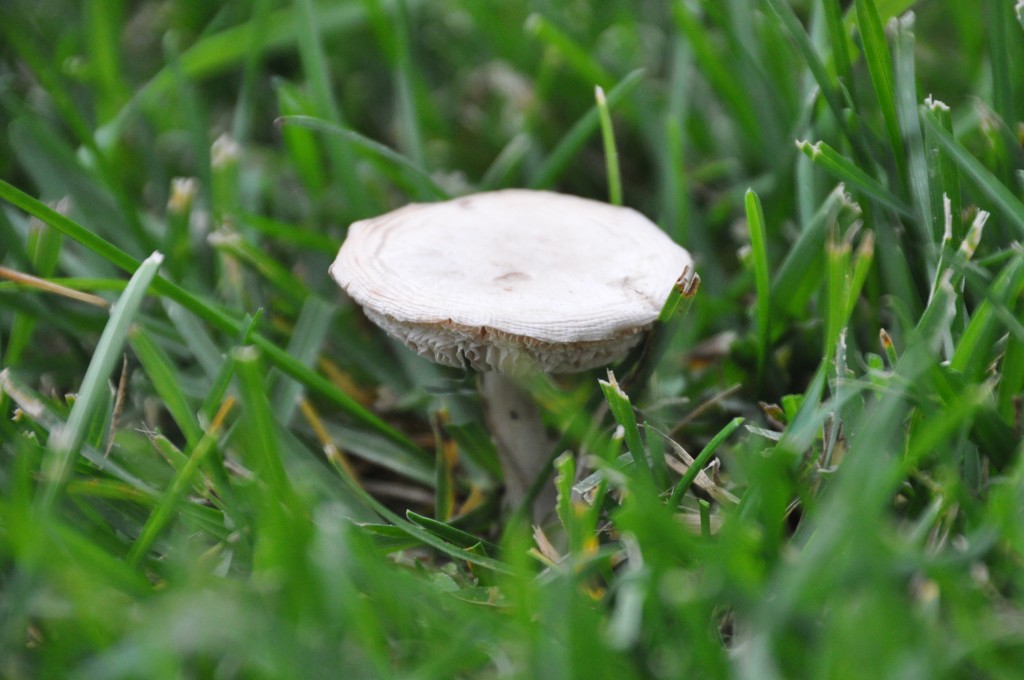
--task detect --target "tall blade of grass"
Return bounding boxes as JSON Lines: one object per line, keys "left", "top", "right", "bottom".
{"left": 600, "top": 372, "right": 649, "bottom": 479}
{"left": 207, "top": 231, "right": 308, "bottom": 306}
{"left": 671, "top": 0, "right": 761, "bottom": 147}
{"left": 293, "top": 0, "right": 365, "bottom": 215}
{"left": 660, "top": 40, "right": 694, "bottom": 244}
{"left": 0, "top": 27, "right": 154, "bottom": 253}
{"left": 846, "top": 232, "right": 875, "bottom": 322}
{"left": 998, "top": 335, "right": 1024, "bottom": 423}
{"left": 364, "top": 0, "right": 426, "bottom": 169}
{"left": 595, "top": 86, "right": 623, "bottom": 206}
{"left": 796, "top": 140, "right": 910, "bottom": 216}
{"left": 272, "top": 296, "right": 335, "bottom": 425}
{"left": 529, "top": 69, "right": 645, "bottom": 190}
{"left": 275, "top": 81, "right": 329, "bottom": 198}
{"left": 277, "top": 115, "right": 450, "bottom": 200}
{"left": 745, "top": 189, "right": 771, "bottom": 379}
{"left": 893, "top": 16, "right": 935, "bottom": 246}
{"left": 7, "top": 118, "right": 138, "bottom": 260}
{"left": 39, "top": 252, "right": 164, "bottom": 512}
{"left": 824, "top": 237, "right": 851, "bottom": 365}
{"left": 240, "top": 213, "right": 337, "bottom": 254}
{"left": 923, "top": 99, "right": 964, "bottom": 243}
{"left": 327, "top": 455, "right": 513, "bottom": 573}
{"left": 824, "top": 230, "right": 873, "bottom": 364}
{"left": 988, "top": 0, "right": 1016, "bottom": 135}
{"left": 406, "top": 511, "right": 498, "bottom": 555}
{"left": 619, "top": 267, "right": 700, "bottom": 393}
{"left": 921, "top": 108, "right": 1024, "bottom": 237}
{"left": 163, "top": 300, "right": 223, "bottom": 378}
{"left": 479, "top": 133, "right": 533, "bottom": 191}
{"left": 234, "top": 347, "right": 294, "bottom": 501}
{"left": 4, "top": 208, "right": 66, "bottom": 366}
{"left": 0, "top": 179, "right": 422, "bottom": 454}
{"left": 764, "top": 0, "right": 869, "bottom": 163}
{"left": 127, "top": 398, "right": 234, "bottom": 566}
{"left": 232, "top": 0, "right": 274, "bottom": 141}
{"left": 950, "top": 254, "right": 1024, "bottom": 381}
{"left": 772, "top": 186, "right": 843, "bottom": 317}
{"left": 164, "top": 35, "right": 213, "bottom": 203}
{"left": 432, "top": 409, "right": 456, "bottom": 522}
{"left": 102, "top": 2, "right": 390, "bottom": 140}
{"left": 525, "top": 14, "right": 614, "bottom": 89}
{"left": 84, "top": 0, "right": 128, "bottom": 122}
{"left": 823, "top": 0, "right": 855, "bottom": 98}
{"left": 128, "top": 325, "right": 203, "bottom": 447}
{"left": 854, "top": 0, "right": 907, "bottom": 181}
{"left": 668, "top": 417, "right": 743, "bottom": 507}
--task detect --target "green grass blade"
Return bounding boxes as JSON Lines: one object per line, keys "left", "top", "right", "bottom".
{"left": 823, "top": 0, "right": 855, "bottom": 97}
{"left": 126, "top": 401, "right": 230, "bottom": 566}
{"left": 619, "top": 267, "right": 700, "bottom": 393}
{"left": 529, "top": 69, "right": 645, "bottom": 190}
{"left": 293, "top": 0, "right": 364, "bottom": 215}
{"left": 84, "top": 0, "right": 129, "bottom": 122}
{"left": 596, "top": 86, "right": 623, "bottom": 206}
{"left": 764, "top": 0, "right": 867, "bottom": 161}
{"left": 39, "top": 252, "right": 164, "bottom": 512}
{"left": 240, "top": 213, "right": 337, "bottom": 254}
{"left": 771, "top": 187, "right": 843, "bottom": 317}
{"left": 854, "top": 0, "right": 907, "bottom": 180}
{"left": 479, "top": 133, "right": 532, "bottom": 191}
{"left": 668, "top": 417, "right": 743, "bottom": 507}
{"left": 207, "top": 231, "right": 308, "bottom": 306}
{"left": 671, "top": 0, "right": 760, "bottom": 146}
{"left": 745, "top": 189, "right": 771, "bottom": 379}
{"left": 406, "top": 510, "right": 498, "bottom": 555}
{"left": 276, "top": 115, "right": 450, "bottom": 200}
{"left": 950, "top": 254, "right": 1024, "bottom": 380}
{"left": 328, "top": 458, "right": 512, "bottom": 573}
{"left": 98, "top": 2, "right": 386, "bottom": 144}
{"left": 525, "top": 14, "right": 613, "bottom": 89}
{"left": 275, "top": 80, "right": 329, "bottom": 197}
{"left": 128, "top": 325, "right": 203, "bottom": 447}
{"left": 231, "top": 0, "right": 275, "bottom": 141}
{"left": 4, "top": 210, "right": 66, "bottom": 366}
{"left": 797, "top": 139, "right": 911, "bottom": 216}
{"left": 923, "top": 98, "right": 964, "bottom": 243}
{"left": 272, "top": 296, "right": 335, "bottom": 425}
{"left": 660, "top": 40, "right": 694, "bottom": 243}
{"left": 921, "top": 108, "right": 1024, "bottom": 238}
{"left": 600, "top": 372, "right": 650, "bottom": 479}
{"left": 163, "top": 300, "right": 224, "bottom": 378}
{"left": 988, "top": 0, "right": 1016, "bottom": 131}
{"left": 0, "top": 179, "right": 421, "bottom": 454}
{"left": 893, "top": 16, "right": 935, "bottom": 246}
{"left": 366, "top": 0, "right": 426, "bottom": 169}
{"left": 234, "top": 346, "right": 293, "bottom": 500}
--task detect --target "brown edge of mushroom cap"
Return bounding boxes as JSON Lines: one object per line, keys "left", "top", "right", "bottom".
{"left": 363, "top": 306, "right": 647, "bottom": 375}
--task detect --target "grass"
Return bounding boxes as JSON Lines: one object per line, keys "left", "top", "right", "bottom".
{"left": 1, "top": 0, "right": 1024, "bottom": 677}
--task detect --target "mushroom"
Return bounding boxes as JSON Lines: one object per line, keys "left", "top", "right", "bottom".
{"left": 330, "top": 189, "right": 694, "bottom": 518}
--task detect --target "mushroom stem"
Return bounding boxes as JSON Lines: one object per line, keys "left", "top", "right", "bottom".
{"left": 480, "top": 372, "right": 556, "bottom": 520}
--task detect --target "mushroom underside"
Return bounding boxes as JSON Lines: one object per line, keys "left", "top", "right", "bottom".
{"left": 364, "top": 307, "right": 648, "bottom": 375}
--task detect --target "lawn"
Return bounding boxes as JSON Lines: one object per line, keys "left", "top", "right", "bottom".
{"left": 2, "top": 0, "right": 1024, "bottom": 677}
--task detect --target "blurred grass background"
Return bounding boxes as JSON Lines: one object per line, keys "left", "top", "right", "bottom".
{"left": 2, "top": 0, "right": 1024, "bottom": 677}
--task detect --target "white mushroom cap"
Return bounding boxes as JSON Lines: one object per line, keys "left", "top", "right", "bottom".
{"left": 330, "top": 189, "right": 694, "bottom": 374}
